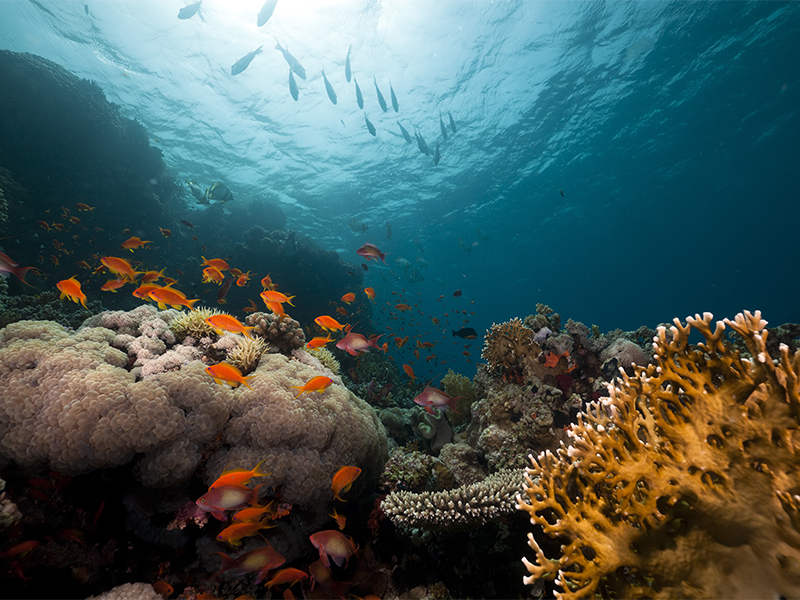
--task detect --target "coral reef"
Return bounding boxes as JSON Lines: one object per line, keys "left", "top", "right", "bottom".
{"left": 517, "top": 311, "right": 800, "bottom": 599}
{"left": 169, "top": 307, "right": 225, "bottom": 341}
{"left": 481, "top": 317, "right": 540, "bottom": 377}
{"left": 305, "top": 345, "right": 341, "bottom": 375}
{"left": 378, "top": 446, "right": 437, "bottom": 493}
{"left": 383, "top": 469, "right": 525, "bottom": 535}
{"left": 441, "top": 369, "right": 476, "bottom": 428}
{"left": 0, "top": 320, "right": 233, "bottom": 486}
{"left": 245, "top": 311, "right": 306, "bottom": 355}
{"left": 226, "top": 335, "right": 267, "bottom": 373}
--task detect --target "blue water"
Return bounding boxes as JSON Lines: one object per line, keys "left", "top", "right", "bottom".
{"left": 0, "top": 0, "right": 798, "bottom": 375}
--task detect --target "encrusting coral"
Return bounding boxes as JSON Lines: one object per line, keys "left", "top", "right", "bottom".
{"left": 245, "top": 311, "right": 306, "bottom": 355}
{"left": 516, "top": 311, "right": 800, "bottom": 599}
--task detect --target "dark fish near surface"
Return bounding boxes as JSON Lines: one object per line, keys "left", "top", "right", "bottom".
{"left": 439, "top": 111, "right": 449, "bottom": 140}
{"left": 364, "top": 113, "right": 376, "bottom": 136}
{"left": 448, "top": 112, "right": 457, "bottom": 133}
{"left": 354, "top": 78, "right": 364, "bottom": 109}
{"left": 373, "top": 76, "right": 388, "bottom": 112}
{"left": 180, "top": 220, "right": 194, "bottom": 229}
{"left": 415, "top": 129, "right": 430, "bottom": 155}
{"left": 288, "top": 69, "right": 299, "bottom": 101}
{"left": 345, "top": 45, "right": 352, "bottom": 83}
{"left": 84, "top": 4, "right": 89, "bottom": 15}
{"left": 433, "top": 142, "right": 441, "bottom": 166}
{"left": 274, "top": 38, "right": 306, "bottom": 79}
{"left": 453, "top": 289, "right": 462, "bottom": 297}
{"left": 322, "top": 69, "right": 337, "bottom": 105}
{"left": 389, "top": 81, "right": 398, "bottom": 112}
{"left": 397, "top": 121, "right": 412, "bottom": 143}
{"left": 178, "top": 0, "right": 201, "bottom": 19}
{"left": 257, "top": 0, "right": 277, "bottom": 27}
{"left": 231, "top": 45, "right": 263, "bottom": 76}
{"left": 452, "top": 327, "right": 477, "bottom": 339}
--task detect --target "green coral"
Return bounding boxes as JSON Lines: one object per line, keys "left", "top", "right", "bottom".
{"left": 169, "top": 307, "right": 228, "bottom": 340}
{"left": 442, "top": 369, "right": 476, "bottom": 427}
{"left": 306, "top": 346, "right": 341, "bottom": 375}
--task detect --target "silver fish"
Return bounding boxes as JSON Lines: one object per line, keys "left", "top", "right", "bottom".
{"left": 178, "top": 0, "right": 201, "bottom": 20}
{"left": 397, "top": 121, "right": 412, "bottom": 144}
{"left": 345, "top": 45, "right": 352, "bottom": 83}
{"left": 355, "top": 77, "right": 364, "bottom": 109}
{"left": 395, "top": 257, "right": 411, "bottom": 269}
{"left": 257, "top": 0, "right": 277, "bottom": 27}
{"left": 364, "top": 113, "right": 376, "bottom": 136}
{"left": 439, "top": 111, "right": 448, "bottom": 141}
{"left": 448, "top": 112, "right": 457, "bottom": 133}
{"left": 274, "top": 38, "right": 306, "bottom": 79}
{"left": 389, "top": 81, "right": 398, "bottom": 112}
{"left": 231, "top": 45, "right": 263, "bottom": 76}
{"left": 186, "top": 180, "right": 208, "bottom": 204}
{"left": 373, "top": 76, "right": 388, "bottom": 112}
{"left": 322, "top": 69, "right": 337, "bottom": 105}
{"left": 433, "top": 142, "right": 441, "bottom": 166}
{"left": 349, "top": 218, "right": 368, "bottom": 233}
{"left": 288, "top": 69, "right": 298, "bottom": 101}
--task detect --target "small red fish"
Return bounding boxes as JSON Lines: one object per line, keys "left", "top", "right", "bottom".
{"left": 309, "top": 530, "right": 358, "bottom": 568}
{"left": 120, "top": 236, "right": 151, "bottom": 251}
{"left": 331, "top": 466, "right": 361, "bottom": 502}
{"left": 196, "top": 484, "right": 263, "bottom": 521}
{"left": 209, "top": 459, "right": 270, "bottom": 489}
{"left": 340, "top": 293, "right": 355, "bottom": 304}
{"left": 159, "top": 227, "right": 172, "bottom": 238}
{"left": 356, "top": 242, "right": 386, "bottom": 263}
{"left": 215, "top": 543, "right": 285, "bottom": 584}
{"left": 335, "top": 332, "right": 381, "bottom": 356}
{"left": 290, "top": 376, "right": 333, "bottom": 398}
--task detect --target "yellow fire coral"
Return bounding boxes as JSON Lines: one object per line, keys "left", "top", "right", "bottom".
{"left": 516, "top": 311, "right": 800, "bottom": 599}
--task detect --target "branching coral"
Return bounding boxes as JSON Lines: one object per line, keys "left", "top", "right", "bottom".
{"left": 516, "top": 311, "right": 800, "bottom": 599}
{"left": 383, "top": 469, "right": 524, "bottom": 535}
{"left": 482, "top": 318, "right": 540, "bottom": 377}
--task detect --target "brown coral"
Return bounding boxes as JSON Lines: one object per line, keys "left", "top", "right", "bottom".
{"left": 245, "top": 311, "right": 306, "bottom": 355}
{"left": 481, "top": 318, "right": 540, "bottom": 378}
{"left": 516, "top": 311, "right": 800, "bottom": 599}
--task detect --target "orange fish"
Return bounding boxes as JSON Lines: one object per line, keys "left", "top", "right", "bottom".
{"left": 202, "top": 266, "right": 225, "bottom": 284}
{"left": 205, "top": 314, "right": 256, "bottom": 338}
{"left": 231, "top": 501, "right": 275, "bottom": 523}
{"left": 56, "top": 276, "right": 87, "bottom": 308}
{"left": 148, "top": 286, "right": 199, "bottom": 311}
{"left": 329, "top": 508, "right": 346, "bottom": 530}
{"left": 335, "top": 306, "right": 348, "bottom": 316}
{"left": 142, "top": 268, "right": 167, "bottom": 283}
{"left": 403, "top": 364, "right": 416, "bottom": 382}
{"left": 306, "top": 335, "right": 333, "bottom": 350}
{"left": 0, "top": 540, "right": 40, "bottom": 559}
{"left": 196, "top": 484, "right": 263, "bottom": 521}
{"left": 314, "top": 316, "right": 345, "bottom": 332}
{"left": 120, "top": 236, "right": 151, "bottom": 252}
{"left": 152, "top": 581, "right": 174, "bottom": 599}
{"left": 309, "top": 530, "right": 358, "bottom": 568}
{"left": 364, "top": 287, "right": 376, "bottom": 302}
{"left": 159, "top": 227, "right": 172, "bottom": 238}
{"left": 101, "top": 256, "right": 143, "bottom": 282}
{"left": 263, "top": 300, "right": 286, "bottom": 316}
{"left": 69, "top": 216, "right": 82, "bottom": 226}
{"left": 260, "top": 274, "right": 274, "bottom": 289}
{"left": 215, "top": 543, "right": 285, "bottom": 584}
{"left": 162, "top": 277, "right": 178, "bottom": 286}
{"left": 37, "top": 220, "right": 51, "bottom": 230}
{"left": 260, "top": 290, "right": 295, "bottom": 306}
{"left": 235, "top": 271, "right": 251, "bottom": 287}
{"left": 290, "top": 376, "right": 333, "bottom": 398}
{"left": 331, "top": 466, "right": 361, "bottom": 502}
{"left": 395, "top": 303, "right": 411, "bottom": 311}
{"left": 76, "top": 260, "right": 91, "bottom": 270}
{"left": 263, "top": 567, "right": 308, "bottom": 591}
{"left": 340, "top": 293, "right": 355, "bottom": 304}
{"left": 217, "top": 521, "right": 275, "bottom": 546}
{"left": 205, "top": 362, "right": 256, "bottom": 390}
{"left": 74, "top": 203, "right": 95, "bottom": 212}
{"left": 394, "top": 336, "right": 408, "bottom": 349}
{"left": 132, "top": 283, "right": 164, "bottom": 300}
{"left": 201, "top": 256, "right": 229, "bottom": 271}
{"left": 242, "top": 299, "right": 259, "bottom": 314}
{"left": 229, "top": 268, "right": 243, "bottom": 278}
{"left": 100, "top": 278, "right": 127, "bottom": 292}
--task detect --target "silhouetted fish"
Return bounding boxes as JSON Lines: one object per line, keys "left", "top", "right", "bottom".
{"left": 178, "top": 0, "right": 201, "bottom": 20}
{"left": 373, "top": 76, "right": 388, "bottom": 112}
{"left": 275, "top": 38, "right": 306, "bottom": 79}
{"left": 322, "top": 69, "right": 337, "bottom": 105}
{"left": 364, "top": 113, "right": 376, "bottom": 136}
{"left": 397, "top": 121, "right": 412, "bottom": 144}
{"left": 231, "top": 46, "right": 263, "bottom": 76}
{"left": 288, "top": 69, "right": 298, "bottom": 101}
{"left": 448, "top": 112, "right": 457, "bottom": 133}
{"left": 439, "top": 111, "right": 449, "bottom": 140}
{"left": 257, "top": 0, "right": 277, "bottom": 27}
{"left": 452, "top": 327, "right": 477, "bottom": 339}
{"left": 345, "top": 45, "right": 352, "bottom": 83}
{"left": 354, "top": 77, "right": 364, "bottom": 109}
{"left": 390, "top": 81, "right": 398, "bottom": 112}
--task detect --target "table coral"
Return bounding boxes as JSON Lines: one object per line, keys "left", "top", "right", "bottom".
{"left": 517, "top": 311, "right": 800, "bottom": 599}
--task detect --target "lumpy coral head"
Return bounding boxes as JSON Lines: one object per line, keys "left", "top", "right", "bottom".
{"left": 517, "top": 311, "right": 800, "bottom": 599}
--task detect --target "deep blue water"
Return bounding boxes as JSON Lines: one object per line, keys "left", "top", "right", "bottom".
{"left": 0, "top": 0, "right": 798, "bottom": 376}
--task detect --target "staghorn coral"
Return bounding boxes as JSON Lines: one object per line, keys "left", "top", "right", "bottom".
{"left": 245, "top": 311, "right": 306, "bottom": 354}
{"left": 169, "top": 306, "right": 227, "bottom": 341}
{"left": 482, "top": 317, "right": 540, "bottom": 376}
{"left": 226, "top": 335, "right": 267, "bottom": 373}
{"left": 383, "top": 468, "right": 525, "bottom": 535}
{"left": 516, "top": 311, "right": 800, "bottom": 599}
